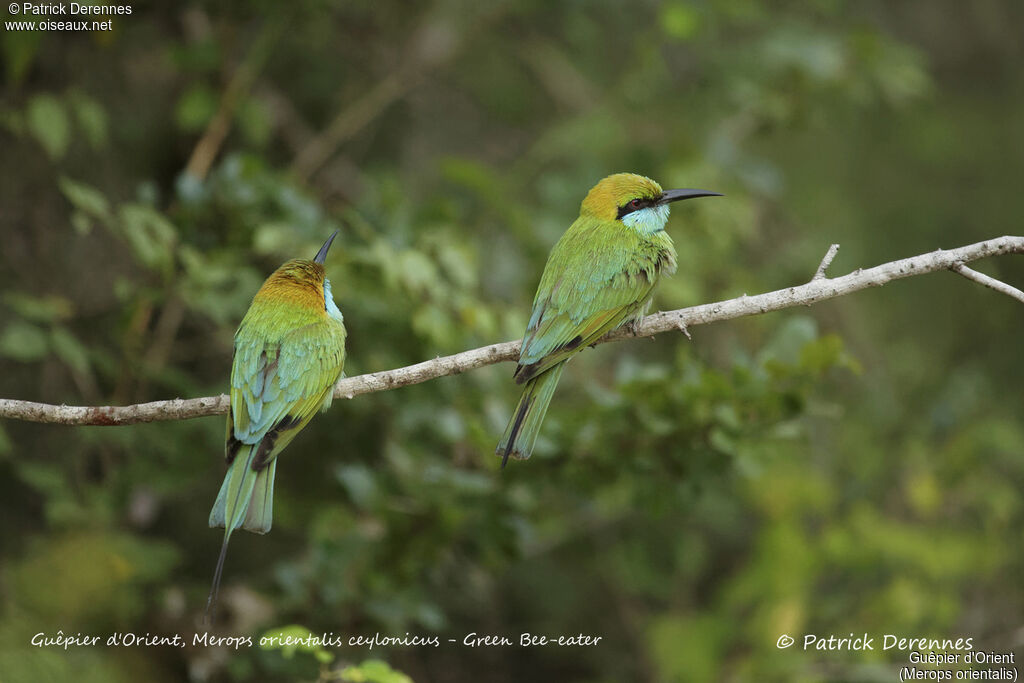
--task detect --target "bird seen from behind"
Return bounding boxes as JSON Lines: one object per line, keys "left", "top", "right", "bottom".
{"left": 206, "top": 231, "right": 347, "bottom": 620}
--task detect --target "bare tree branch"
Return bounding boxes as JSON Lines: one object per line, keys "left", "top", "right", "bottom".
{"left": 950, "top": 262, "right": 1024, "bottom": 304}
{"left": 1, "top": 236, "right": 1022, "bottom": 426}
{"left": 812, "top": 243, "right": 841, "bottom": 280}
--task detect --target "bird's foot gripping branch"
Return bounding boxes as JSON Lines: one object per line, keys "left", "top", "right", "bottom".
{"left": 0, "top": 236, "right": 1022, "bottom": 427}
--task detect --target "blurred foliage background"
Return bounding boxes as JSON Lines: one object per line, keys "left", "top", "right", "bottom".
{"left": 1, "top": 0, "right": 1023, "bottom": 681}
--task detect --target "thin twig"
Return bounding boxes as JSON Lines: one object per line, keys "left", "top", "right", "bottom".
{"left": 183, "top": 26, "right": 283, "bottom": 182}
{"left": 291, "top": 11, "right": 467, "bottom": 182}
{"left": 290, "top": 3, "right": 509, "bottom": 183}
{"left": 812, "top": 243, "right": 841, "bottom": 280}
{"left": 1, "top": 236, "right": 1022, "bottom": 426}
{"left": 290, "top": 73, "right": 408, "bottom": 182}
{"left": 950, "top": 262, "right": 1024, "bottom": 304}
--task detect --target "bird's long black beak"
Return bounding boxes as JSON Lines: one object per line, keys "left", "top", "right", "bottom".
{"left": 657, "top": 189, "right": 723, "bottom": 205}
{"left": 313, "top": 230, "right": 339, "bottom": 265}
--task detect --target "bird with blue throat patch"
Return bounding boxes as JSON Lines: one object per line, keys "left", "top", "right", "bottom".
{"left": 497, "top": 173, "right": 721, "bottom": 466}
{"left": 206, "top": 231, "right": 347, "bottom": 620}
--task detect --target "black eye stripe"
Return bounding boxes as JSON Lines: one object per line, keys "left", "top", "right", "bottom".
{"left": 617, "top": 197, "right": 654, "bottom": 219}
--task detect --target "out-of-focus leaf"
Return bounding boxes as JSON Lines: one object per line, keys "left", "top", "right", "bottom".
{"left": 58, "top": 176, "right": 111, "bottom": 222}
{"left": 335, "top": 464, "right": 379, "bottom": 510}
{"left": 2, "top": 26, "right": 42, "bottom": 85}
{"left": 236, "top": 97, "right": 272, "bottom": 146}
{"left": 116, "top": 203, "right": 178, "bottom": 274}
{"left": 6, "top": 532, "right": 179, "bottom": 622}
{"left": 4, "top": 292, "right": 73, "bottom": 323}
{"left": 68, "top": 91, "right": 109, "bottom": 149}
{"left": 340, "top": 659, "right": 414, "bottom": 683}
{"left": 759, "top": 315, "right": 818, "bottom": 366}
{"left": 26, "top": 94, "right": 70, "bottom": 160}
{"left": 763, "top": 28, "right": 845, "bottom": 82}
{"left": 175, "top": 83, "right": 218, "bottom": 132}
{"left": 259, "top": 624, "right": 334, "bottom": 664}
{"left": 647, "top": 615, "right": 726, "bottom": 683}
{"left": 0, "top": 320, "right": 49, "bottom": 362}
{"left": 50, "top": 325, "right": 91, "bottom": 375}
{"left": 397, "top": 250, "right": 441, "bottom": 297}
{"left": 660, "top": 3, "right": 700, "bottom": 41}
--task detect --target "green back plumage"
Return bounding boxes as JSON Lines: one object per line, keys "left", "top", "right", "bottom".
{"left": 498, "top": 172, "right": 711, "bottom": 465}
{"left": 229, "top": 298, "right": 347, "bottom": 463}
{"left": 206, "top": 253, "right": 346, "bottom": 621}
{"left": 516, "top": 217, "right": 676, "bottom": 382}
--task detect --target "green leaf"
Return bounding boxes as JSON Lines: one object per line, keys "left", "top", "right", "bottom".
{"left": 236, "top": 97, "right": 271, "bottom": 146}
{"left": 4, "top": 292, "right": 73, "bottom": 323}
{"left": 8, "top": 532, "right": 180, "bottom": 622}
{"left": 759, "top": 316, "right": 818, "bottom": 366}
{"left": 50, "top": 326, "right": 91, "bottom": 375}
{"left": 335, "top": 464, "right": 379, "bottom": 510}
{"left": 116, "top": 203, "right": 178, "bottom": 273}
{"left": 71, "top": 211, "right": 94, "bottom": 235}
{"left": 26, "top": 94, "right": 70, "bottom": 160}
{"left": 0, "top": 321, "right": 49, "bottom": 362}
{"left": 175, "top": 84, "right": 218, "bottom": 132}
{"left": 660, "top": 4, "right": 701, "bottom": 41}
{"left": 259, "top": 624, "right": 335, "bottom": 664}
{"left": 59, "top": 176, "right": 111, "bottom": 220}
{"left": 15, "top": 461, "right": 68, "bottom": 501}
{"left": 2, "top": 29, "right": 42, "bottom": 85}
{"left": 68, "top": 91, "right": 109, "bottom": 150}
{"left": 340, "top": 659, "right": 414, "bottom": 683}
{"left": 647, "top": 615, "right": 725, "bottom": 683}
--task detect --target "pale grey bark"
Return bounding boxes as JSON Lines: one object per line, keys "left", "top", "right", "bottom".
{"left": 1, "top": 235, "right": 1021, "bottom": 426}
{"left": 950, "top": 262, "right": 1024, "bottom": 304}
{"left": 812, "top": 243, "right": 841, "bottom": 280}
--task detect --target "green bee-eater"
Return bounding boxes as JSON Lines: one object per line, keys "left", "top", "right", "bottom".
{"left": 497, "top": 173, "right": 720, "bottom": 465}
{"left": 206, "top": 232, "right": 347, "bottom": 618}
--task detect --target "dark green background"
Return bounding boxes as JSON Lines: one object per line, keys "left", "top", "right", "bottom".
{"left": 1, "top": 1, "right": 1022, "bottom": 681}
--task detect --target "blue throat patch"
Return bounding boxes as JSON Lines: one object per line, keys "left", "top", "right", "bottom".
{"left": 323, "top": 279, "right": 344, "bottom": 322}
{"left": 622, "top": 204, "right": 670, "bottom": 235}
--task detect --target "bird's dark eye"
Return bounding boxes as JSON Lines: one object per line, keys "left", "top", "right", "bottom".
{"left": 617, "top": 197, "right": 649, "bottom": 220}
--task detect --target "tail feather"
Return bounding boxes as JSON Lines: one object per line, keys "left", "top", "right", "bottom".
{"left": 206, "top": 445, "right": 274, "bottom": 622}
{"left": 496, "top": 363, "right": 566, "bottom": 465}
{"left": 243, "top": 459, "right": 276, "bottom": 534}
{"left": 205, "top": 536, "right": 231, "bottom": 625}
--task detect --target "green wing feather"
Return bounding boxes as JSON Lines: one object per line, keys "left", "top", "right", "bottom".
{"left": 497, "top": 217, "right": 675, "bottom": 464}
{"left": 214, "top": 316, "right": 346, "bottom": 531}
{"left": 515, "top": 217, "right": 670, "bottom": 382}
{"left": 229, "top": 319, "right": 347, "bottom": 457}
{"left": 206, "top": 308, "right": 345, "bottom": 621}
